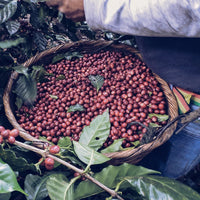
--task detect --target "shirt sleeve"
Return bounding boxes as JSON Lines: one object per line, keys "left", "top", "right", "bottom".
{"left": 83, "top": 0, "right": 200, "bottom": 37}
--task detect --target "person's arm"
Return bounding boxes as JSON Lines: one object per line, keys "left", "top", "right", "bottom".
{"left": 84, "top": 0, "right": 200, "bottom": 37}
{"left": 46, "top": 0, "right": 200, "bottom": 37}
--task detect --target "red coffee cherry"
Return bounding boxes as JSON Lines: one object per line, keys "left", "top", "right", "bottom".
{"left": 10, "top": 129, "right": 19, "bottom": 138}
{"left": 0, "top": 126, "right": 5, "bottom": 133}
{"left": 1, "top": 130, "right": 10, "bottom": 139}
{"left": 0, "top": 135, "right": 3, "bottom": 144}
{"left": 49, "top": 145, "right": 60, "bottom": 154}
{"left": 44, "top": 157, "right": 54, "bottom": 170}
{"left": 7, "top": 136, "right": 15, "bottom": 144}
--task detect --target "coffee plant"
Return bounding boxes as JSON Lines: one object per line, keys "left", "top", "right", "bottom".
{"left": 1, "top": 1, "right": 200, "bottom": 200}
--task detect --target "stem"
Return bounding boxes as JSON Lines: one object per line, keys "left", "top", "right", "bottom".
{"left": 14, "top": 140, "right": 124, "bottom": 200}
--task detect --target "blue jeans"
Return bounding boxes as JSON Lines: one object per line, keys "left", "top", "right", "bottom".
{"left": 139, "top": 106, "right": 200, "bottom": 179}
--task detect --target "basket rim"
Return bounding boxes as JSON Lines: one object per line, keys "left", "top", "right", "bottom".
{"left": 3, "top": 40, "right": 179, "bottom": 164}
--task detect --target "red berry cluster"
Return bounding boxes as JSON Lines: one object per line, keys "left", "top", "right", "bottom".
{"left": 39, "top": 145, "right": 60, "bottom": 170}
{"left": 16, "top": 50, "right": 167, "bottom": 148}
{"left": 0, "top": 126, "right": 19, "bottom": 144}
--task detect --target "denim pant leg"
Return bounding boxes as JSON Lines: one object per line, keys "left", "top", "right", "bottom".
{"left": 162, "top": 120, "right": 200, "bottom": 178}
{"left": 138, "top": 119, "right": 200, "bottom": 179}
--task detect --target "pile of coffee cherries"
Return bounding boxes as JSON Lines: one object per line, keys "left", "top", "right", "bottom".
{"left": 0, "top": 126, "right": 19, "bottom": 144}
{"left": 16, "top": 50, "right": 167, "bottom": 148}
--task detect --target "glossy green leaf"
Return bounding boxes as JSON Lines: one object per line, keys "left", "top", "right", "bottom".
{"left": 24, "top": 174, "right": 49, "bottom": 200}
{"left": 0, "top": 145, "right": 36, "bottom": 172}
{"left": 0, "top": 193, "right": 11, "bottom": 200}
{"left": 0, "top": 158, "right": 26, "bottom": 195}
{"left": 125, "top": 175, "right": 200, "bottom": 200}
{"left": 14, "top": 74, "right": 37, "bottom": 105}
{"left": 0, "top": 38, "right": 26, "bottom": 49}
{"left": 79, "top": 110, "right": 110, "bottom": 151}
{"left": 67, "top": 104, "right": 85, "bottom": 113}
{"left": 5, "top": 20, "right": 20, "bottom": 35}
{"left": 88, "top": 75, "right": 104, "bottom": 92}
{"left": 0, "top": 0, "right": 17, "bottom": 24}
{"left": 46, "top": 173, "right": 74, "bottom": 200}
{"left": 101, "top": 138, "right": 123, "bottom": 153}
{"left": 75, "top": 163, "right": 159, "bottom": 199}
{"left": 73, "top": 141, "right": 110, "bottom": 165}
{"left": 148, "top": 114, "right": 169, "bottom": 122}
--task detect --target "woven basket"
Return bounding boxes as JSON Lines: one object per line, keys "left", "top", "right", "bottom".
{"left": 3, "top": 40, "right": 178, "bottom": 165}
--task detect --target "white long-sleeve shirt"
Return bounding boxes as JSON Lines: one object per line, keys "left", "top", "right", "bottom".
{"left": 84, "top": 0, "right": 200, "bottom": 37}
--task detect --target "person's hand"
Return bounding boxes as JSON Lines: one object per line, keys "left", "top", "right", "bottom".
{"left": 46, "top": 0, "right": 85, "bottom": 22}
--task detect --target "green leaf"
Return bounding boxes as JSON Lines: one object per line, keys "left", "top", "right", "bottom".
{"left": 0, "top": 158, "right": 26, "bottom": 195}
{"left": 56, "top": 34, "right": 69, "bottom": 43}
{"left": 149, "top": 123, "right": 162, "bottom": 128}
{"left": 148, "top": 114, "right": 169, "bottom": 122}
{"left": 79, "top": 110, "right": 110, "bottom": 151}
{"left": 5, "top": 20, "right": 20, "bottom": 35}
{"left": 33, "top": 31, "right": 47, "bottom": 52}
{"left": 125, "top": 175, "right": 200, "bottom": 200}
{"left": 46, "top": 173, "right": 74, "bottom": 200}
{"left": 15, "top": 96, "right": 23, "bottom": 110}
{"left": 14, "top": 74, "right": 37, "bottom": 105}
{"left": 58, "top": 137, "right": 72, "bottom": 148}
{"left": 101, "top": 138, "right": 123, "bottom": 153}
{"left": 67, "top": 104, "right": 85, "bottom": 113}
{"left": 31, "top": 66, "right": 46, "bottom": 82}
{"left": 52, "top": 54, "right": 65, "bottom": 64}
{"left": 56, "top": 74, "right": 66, "bottom": 81}
{"left": 49, "top": 95, "right": 58, "bottom": 100}
{"left": 0, "top": 0, "right": 17, "bottom": 24}
{"left": 0, "top": 145, "right": 36, "bottom": 172}
{"left": 24, "top": 174, "right": 49, "bottom": 200}
{"left": 73, "top": 141, "right": 110, "bottom": 165}
{"left": 0, "top": 193, "right": 11, "bottom": 200}
{"left": 13, "top": 65, "right": 28, "bottom": 78}
{"left": 65, "top": 51, "right": 83, "bottom": 60}
{"left": 88, "top": 75, "right": 104, "bottom": 92}
{"left": 75, "top": 163, "right": 159, "bottom": 199}
{"left": 0, "top": 38, "right": 26, "bottom": 49}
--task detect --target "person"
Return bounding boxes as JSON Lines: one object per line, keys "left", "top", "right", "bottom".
{"left": 46, "top": 0, "right": 200, "bottom": 179}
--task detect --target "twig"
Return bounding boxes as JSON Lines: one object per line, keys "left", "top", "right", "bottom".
{"left": 14, "top": 140, "right": 124, "bottom": 200}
